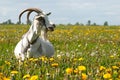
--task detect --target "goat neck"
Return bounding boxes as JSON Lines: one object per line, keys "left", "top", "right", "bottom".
{"left": 27, "top": 20, "right": 41, "bottom": 43}
{"left": 40, "top": 28, "right": 48, "bottom": 41}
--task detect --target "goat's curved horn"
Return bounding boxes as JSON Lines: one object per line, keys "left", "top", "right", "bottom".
{"left": 26, "top": 11, "right": 33, "bottom": 24}
{"left": 19, "top": 8, "right": 43, "bottom": 23}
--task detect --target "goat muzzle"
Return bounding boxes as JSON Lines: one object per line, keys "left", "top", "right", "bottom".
{"left": 48, "top": 27, "right": 54, "bottom": 31}
{"left": 48, "top": 24, "right": 56, "bottom": 31}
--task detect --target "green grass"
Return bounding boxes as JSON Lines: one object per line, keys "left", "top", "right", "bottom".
{"left": 0, "top": 24, "right": 120, "bottom": 80}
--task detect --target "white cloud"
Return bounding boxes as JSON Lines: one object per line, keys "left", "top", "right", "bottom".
{"left": 0, "top": 0, "right": 120, "bottom": 25}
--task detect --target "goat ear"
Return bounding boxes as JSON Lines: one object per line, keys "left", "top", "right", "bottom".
{"left": 46, "top": 12, "right": 51, "bottom": 16}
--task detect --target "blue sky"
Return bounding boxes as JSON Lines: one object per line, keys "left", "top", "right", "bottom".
{"left": 0, "top": 0, "right": 120, "bottom": 25}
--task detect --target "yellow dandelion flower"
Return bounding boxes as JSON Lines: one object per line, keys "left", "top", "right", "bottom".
{"left": 3, "top": 77, "right": 10, "bottom": 80}
{"left": 73, "top": 58, "right": 77, "bottom": 61}
{"left": 66, "top": 68, "right": 73, "bottom": 74}
{"left": 11, "top": 71, "right": 18, "bottom": 74}
{"left": 49, "top": 57, "right": 54, "bottom": 62}
{"left": 23, "top": 74, "right": 30, "bottom": 79}
{"left": 33, "top": 58, "right": 38, "bottom": 62}
{"left": 5, "top": 61, "right": 11, "bottom": 65}
{"left": 113, "top": 71, "right": 118, "bottom": 76}
{"left": 78, "top": 66, "right": 86, "bottom": 71}
{"left": 24, "top": 63, "right": 28, "bottom": 67}
{"left": 74, "top": 68, "right": 79, "bottom": 74}
{"left": 51, "top": 63, "right": 59, "bottom": 67}
{"left": 110, "top": 55, "right": 114, "bottom": 58}
{"left": 29, "top": 58, "right": 34, "bottom": 61}
{"left": 82, "top": 73, "right": 87, "bottom": 80}
{"left": 30, "top": 75, "right": 38, "bottom": 80}
{"left": 100, "top": 66, "right": 106, "bottom": 71}
{"left": 112, "top": 66, "right": 119, "bottom": 69}
{"left": 39, "top": 56, "right": 48, "bottom": 61}
{"left": 96, "top": 79, "right": 100, "bottom": 80}
{"left": 0, "top": 72, "right": 3, "bottom": 76}
{"left": 106, "top": 68, "right": 112, "bottom": 74}
{"left": 0, "top": 66, "right": 3, "bottom": 69}
{"left": 118, "top": 75, "right": 120, "bottom": 78}
{"left": 103, "top": 73, "right": 111, "bottom": 79}
{"left": 78, "top": 57, "right": 84, "bottom": 61}
{"left": 0, "top": 73, "right": 3, "bottom": 79}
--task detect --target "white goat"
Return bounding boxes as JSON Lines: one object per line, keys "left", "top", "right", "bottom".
{"left": 14, "top": 8, "right": 55, "bottom": 62}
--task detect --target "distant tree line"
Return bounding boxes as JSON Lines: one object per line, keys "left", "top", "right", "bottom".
{"left": 58, "top": 20, "right": 109, "bottom": 26}
{"left": 0, "top": 19, "right": 32, "bottom": 25}
{"left": 73, "top": 20, "right": 108, "bottom": 26}
{"left": 0, "top": 19, "right": 109, "bottom": 26}
{"left": 1, "top": 19, "right": 14, "bottom": 25}
{"left": 85, "top": 20, "right": 108, "bottom": 26}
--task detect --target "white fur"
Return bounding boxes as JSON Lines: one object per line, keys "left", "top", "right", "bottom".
{"left": 14, "top": 13, "right": 55, "bottom": 62}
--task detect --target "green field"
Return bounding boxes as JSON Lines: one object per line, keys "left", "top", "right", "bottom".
{"left": 0, "top": 24, "right": 120, "bottom": 80}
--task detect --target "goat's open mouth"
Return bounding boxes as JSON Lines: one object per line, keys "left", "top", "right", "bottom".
{"left": 48, "top": 27, "right": 54, "bottom": 31}
{"left": 47, "top": 24, "right": 55, "bottom": 31}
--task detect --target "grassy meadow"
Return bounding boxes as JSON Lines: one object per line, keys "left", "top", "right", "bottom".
{"left": 0, "top": 24, "right": 120, "bottom": 80}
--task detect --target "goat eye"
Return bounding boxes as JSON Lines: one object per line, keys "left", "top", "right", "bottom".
{"left": 37, "top": 17, "right": 43, "bottom": 21}
{"left": 38, "top": 17, "right": 45, "bottom": 24}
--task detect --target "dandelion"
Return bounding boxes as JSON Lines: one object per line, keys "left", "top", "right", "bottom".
{"left": 100, "top": 66, "right": 106, "bottom": 71}
{"left": 103, "top": 73, "right": 111, "bottom": 79}
{"left": 30, "top": 75, "right": 38, "bottom": 80}
{"left": 51, "top": 63, "right": 59, "bottom": 67}
{"left": 33, "top": 58, "right": 38, "bottom": 62}
{"left": 78, "top": 57, "right": 84, "bottom": 61}
{"left": 113, "top": 70, "right": 118, "bottom": 78}
{"left": 78, "top": 66, "right": 86, "bottom": 71}
{"left": 10, "top": 70, "right": 18, "bottom": 79}
{"left": 23, "top": 74, "right": 30, "bottom": 79}
{"left": 66, "top": 68, "right": 73, "bottom": 74}
{"left": 112, "top": 66, "right": 119, "bottom": 69}
{"left": 11, "top": 71, "right": 18, "bottom": 74}
{"left": 118, "top": 75, "right": 120, "bottom": 79}
{"left": 39, "top": 56, "right": 48, "bottom": 62}
{"left": 3, "top": 77, "right": 11, "bottom": 80}
{"left": 82, "top": 73, "right": 87, "bottom": 80}
{"left": 110, "top": 55, "right": 114, "bottom": 58}
{"left": 49, "top": 57, "right": 54, "bottom": 62}
{"left": 73, "top": 58, "right": 77, "bottom": 61}
{"left": 5, "top": 61, "right": 11, "bottom": 65}
{"left": 74, "top": 68, "right": 79, "bottom": 74}
{"left": 106, "top": 68, "right": 112, "bottom": 74}
{"left": 0, "top": 72, "right": 3, "bottom": 76}
{"left": 29, "top": 58, "right": 34, "bottom": 61}
{"left": 0, "top": 73, "right": 4, "bottom": 79}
